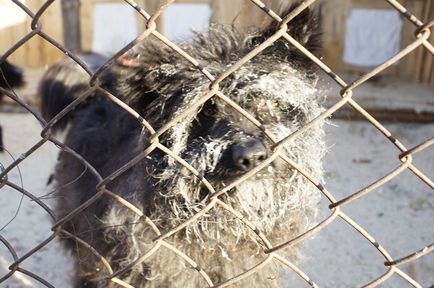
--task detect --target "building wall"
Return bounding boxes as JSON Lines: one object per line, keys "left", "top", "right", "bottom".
{"left": 0, "top": 0, "right": 64, "bottom": 67}
{"left": 321, "top": 0, "right": 433, "bottom": 84}
{"left": 0, "top": 0, "right": 432, "bottom": 85}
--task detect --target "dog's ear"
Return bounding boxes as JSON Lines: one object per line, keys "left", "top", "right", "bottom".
{"left": 115, "top": 45, "right": 176, "bottom": 112}
{"left": 250, "top": 3, "right": 321, "bottom": 69}
{"left": 116, "top": 43, "right": 205, "bottom": 114}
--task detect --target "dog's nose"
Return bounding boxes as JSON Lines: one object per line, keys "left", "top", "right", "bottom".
{"left": 231, "top": 140, "right": 267, "bottom": 171}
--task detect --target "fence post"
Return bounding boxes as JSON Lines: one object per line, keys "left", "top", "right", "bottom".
{"left": 61, "top": 0, "right": 82, "bottom": 51}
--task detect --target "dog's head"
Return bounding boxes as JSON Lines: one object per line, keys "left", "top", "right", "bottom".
{"left": 117, "top": 5, "right": 324, "bottom": 242}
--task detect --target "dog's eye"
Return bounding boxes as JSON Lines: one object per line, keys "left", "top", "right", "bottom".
{"left": 283, "top": 105, "right": 300, "bottom": 115}
{"left": 282, "top": 105, "right": 306, "bottom": 122}
{"left": 200, "top": 101, "right": 218, "bottom": 117}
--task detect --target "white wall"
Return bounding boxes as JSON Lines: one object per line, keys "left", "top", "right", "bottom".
{"left": 343, "top": 8, "right": 403, "bottom": 67}
{"left": 163, "top": 3, "right": 212, "bottom": 41}
{"left": 91, "top": 3, "right": 139, "bottom": 56}
{"left": 0, "top": 0, "right": 27, "bottom": 29}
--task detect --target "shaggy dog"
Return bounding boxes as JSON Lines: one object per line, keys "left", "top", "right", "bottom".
{"left": 40, "top": 4, "right": 325, "bottom": 288}
{"left": 0, "top": 58, "right": 24, "bottom": 151}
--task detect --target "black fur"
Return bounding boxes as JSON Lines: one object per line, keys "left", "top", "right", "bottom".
{"left": 0, "top": 59, "right": 24, "bottom": 94}
{"left": 39, "top": 52, "right": 112, "bottom": 131}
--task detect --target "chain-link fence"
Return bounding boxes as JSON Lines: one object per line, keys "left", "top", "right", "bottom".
{"left": 0, "top": 0, "right": 433, "bottom": 287}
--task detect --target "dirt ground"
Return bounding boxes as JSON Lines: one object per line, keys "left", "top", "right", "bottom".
{"left": 0, "top": 111, "right": 433, "bottom": 288}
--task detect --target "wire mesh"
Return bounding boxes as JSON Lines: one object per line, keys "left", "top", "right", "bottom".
{"left": 0, "top": 0, "right": 433, "bottom": 287}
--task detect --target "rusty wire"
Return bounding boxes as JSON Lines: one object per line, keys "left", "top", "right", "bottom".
{"left": 0, "top": 0, "right": 433, "bottom": 287}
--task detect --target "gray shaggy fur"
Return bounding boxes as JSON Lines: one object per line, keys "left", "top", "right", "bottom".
{"left": 41, "top": 4, "right": 325, "bottom": 288}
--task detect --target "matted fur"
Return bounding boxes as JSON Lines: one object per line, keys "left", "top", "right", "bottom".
{"left": 41, "top": 4, "right": 325, "bottom": 288}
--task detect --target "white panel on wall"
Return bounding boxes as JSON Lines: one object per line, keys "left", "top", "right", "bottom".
{"left": 343, "top": 8, "right": 403, "bottom": 67}
{"left": 163, "top": 3, "right": 212, "bottom": 41}
{"left": 92, "top": 3, "right": 138, "bottom": 56}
